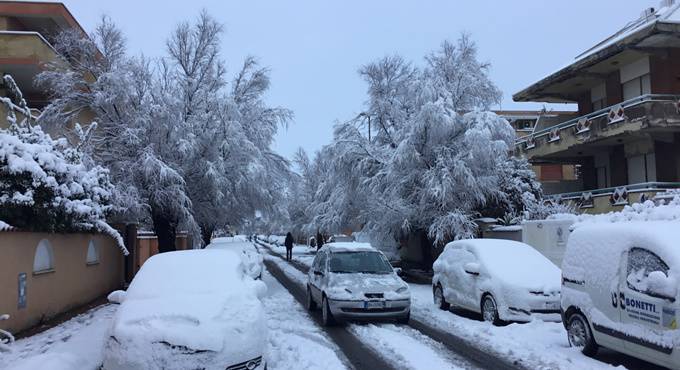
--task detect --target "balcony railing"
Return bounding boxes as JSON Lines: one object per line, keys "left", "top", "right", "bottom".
{"left": 548, "top": 182, "right": 680, "bottom": 210}
{"left": 516, "top": 94, "right": 680, "bottom": 151}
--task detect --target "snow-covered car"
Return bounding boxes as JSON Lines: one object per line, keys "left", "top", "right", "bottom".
{"left": 305, "top": 242, "right": 410, "bottom": 325}
{"left": 561, "top": 221, "right": 679, "bottom": 369}
{"left": 102, "top": 250, "right": 267, "bottom": 370}
{"left": 206, "top": 238, "right": 264, "bottom": 279}
{"left": 432, "top": 239, "right": 561, "bottom": 325}
{"left": 327, "top": 234, "right": 354, "bottom": 243}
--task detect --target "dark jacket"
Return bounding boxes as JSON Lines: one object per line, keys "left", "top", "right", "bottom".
{"left": 284, "top": 233, "right": 294, "bottom": 249}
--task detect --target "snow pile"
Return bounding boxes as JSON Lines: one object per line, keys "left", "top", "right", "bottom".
{"left": 408, "top": 285, "right": 616, "bottom": 370}
{"left": 3, "top": 305, "right": 116, "bottom": 370}
{"left": 551, "top": 196, "right": 680, "bottom": 227}
{"left": 348, "top": 324, "right": 468, "bottom": 370}
{"left": 104, "top": 250, "right": 267, "bottom": 369}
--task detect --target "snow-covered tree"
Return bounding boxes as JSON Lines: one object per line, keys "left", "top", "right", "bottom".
{"left": 296, "top": 35, "right": 539, "bottom": 261}
{"left": 37, "top": 13, "right": 291, "bottom": 250}
{"left": 0, "top": 84, "right": 126, "bottom": 253}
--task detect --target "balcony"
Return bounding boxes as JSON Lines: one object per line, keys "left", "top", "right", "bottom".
{"left": 515, "top": 94, "right": 680, "bottom": 159}
{"left": 0, "top": 31, "right": 65, "bottom": 108}
{"left": 548, "top": 182, "right": 680, "bottom": 214}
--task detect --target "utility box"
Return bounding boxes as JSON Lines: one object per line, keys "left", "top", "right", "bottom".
{"left": 522, "top": 219, "right": 574, "bottom": 266}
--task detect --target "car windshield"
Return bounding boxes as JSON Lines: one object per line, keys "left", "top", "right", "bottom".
{"left": 329, "top": 251, "right": 393, "bottom": 274}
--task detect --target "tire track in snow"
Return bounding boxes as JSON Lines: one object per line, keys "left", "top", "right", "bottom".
{"left": 347, "top": 323, "right": 475, "bottom": 370}
{"left": 262, "top": 256, "right": 395, "bottom": 370}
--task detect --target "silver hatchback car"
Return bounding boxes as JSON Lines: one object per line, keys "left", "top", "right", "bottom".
{"left": 305, "top": 243, "right": 411, "bottom": 325}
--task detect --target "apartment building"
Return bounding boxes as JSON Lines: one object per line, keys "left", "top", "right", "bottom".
{"left": 514, "top": 0, "right": 680, "bottom": 213}
{"left": 0, "top": 0, "right": 89, "bottom": 132}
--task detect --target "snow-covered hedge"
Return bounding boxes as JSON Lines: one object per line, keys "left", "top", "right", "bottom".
{"left": 551, "top": 194, "right": 680, "bottom": 228}
{"left": 0, "top": 122, "right": 127, "bottom": 253}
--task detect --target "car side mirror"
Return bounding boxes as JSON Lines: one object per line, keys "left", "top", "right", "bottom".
{"left": 464, "top": 262, "right": 480, "bottom": 276}
{"left": 394, "top": 267, "right": 403, "bottom": 276}
{"left": 107, "top": 290, "right": 126, "bottom": 304}
{"left": 646, "top": 271, "right": 677, "bottom": 302}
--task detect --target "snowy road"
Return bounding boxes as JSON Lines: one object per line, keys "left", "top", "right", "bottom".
{"left": 257, "top": 241, "right": 496, "bottom": 370}
{"left": 260, "top": 271, "right": 349, "bottom": 369}
{"left": 256, "top": 240, "right": 667, "bottom": 370}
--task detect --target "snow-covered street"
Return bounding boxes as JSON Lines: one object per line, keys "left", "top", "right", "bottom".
{"left": 0, "top": 239, "right": 672, "bottom": 370}
{"left": 257, "top": 239, "right": 669, "bottom": 370}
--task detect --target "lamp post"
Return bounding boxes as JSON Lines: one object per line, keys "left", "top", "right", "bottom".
{"left": 359, "top": 112, "right": 371, "bottom": 142}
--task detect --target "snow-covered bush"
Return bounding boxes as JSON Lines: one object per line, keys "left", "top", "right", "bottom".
{"left": 0, "top": 103, "right": 125, "bottom": 252}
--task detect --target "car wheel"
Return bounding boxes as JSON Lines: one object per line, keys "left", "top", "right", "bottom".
{"left": 433, "top": 283, "right": 450, "bottom": 311}
{"left": 306, "top": 286, "right": 317, "bottom": 311}
{"left": 321, "top": 295, "right": 335, "bottom": 326}
{"left": 481, "top": 294, "right": 501, "bottom": 325}
{"left": 567, "top": 312, "right": 598, "bottom": 356}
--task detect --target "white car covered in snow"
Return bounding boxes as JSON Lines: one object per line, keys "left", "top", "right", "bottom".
{"left": 306, "top": 242, "right": 411, "bottom": 325}
{"left": 103, "top": 250, "right": 267, "bottom": 370}
{"left": 561, "top": 221, "right": 679, "bottom": 369}
{"left": 206, "top": 237, "right": 264, "bottom": 279}
{"left": 432, "top": 239, "right": 561, "bottom": 325}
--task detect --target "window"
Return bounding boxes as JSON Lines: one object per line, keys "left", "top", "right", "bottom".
{"left": 622, "top": 74, "right": 651, "bottom": 101}
{"left": 626, "top": 247, "right": 669, "bottom": 293}
{"left": 86, "top": 240, "right": 99, "bottom": 265}
{"left": 591, "top": 83, "right": 606, "bottom": 111}
{"left": 33, "top": 239, "right": 55, "bottom": 273}
{"left": 328, "top": 251, "right": 392, "bottom": 274}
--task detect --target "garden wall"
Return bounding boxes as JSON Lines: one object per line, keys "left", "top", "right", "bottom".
{"left": 0, "top": 231, "right": 124, "bottom": 334}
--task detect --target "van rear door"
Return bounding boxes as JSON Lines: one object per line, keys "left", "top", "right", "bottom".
{"left": 619, "top": 247, "right": 675, "bottom": 360}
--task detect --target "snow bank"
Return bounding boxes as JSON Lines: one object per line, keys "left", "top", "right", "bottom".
{"left": 348, "top": 324, "right": 467, "bottom": 370}
{"left": 551, "top": 197, "right": 680, "bottom": 227}
{"left": 408, "top": 284, "right": 616, "bottom": 370}
{"left": 4, "top": 305, "right": 116, "bottom": 370}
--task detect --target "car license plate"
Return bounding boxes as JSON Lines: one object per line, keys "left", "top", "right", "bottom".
{"left": 365, "top": 301, "right": 385, "bottom": 310}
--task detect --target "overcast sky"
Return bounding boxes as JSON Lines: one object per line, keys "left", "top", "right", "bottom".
{"left": 60, "top": 0, "right": 657, "bottom": 159}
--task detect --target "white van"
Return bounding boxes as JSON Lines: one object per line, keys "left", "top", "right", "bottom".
{"left": 561, "top": 221, "right": 679, "bottom": 369}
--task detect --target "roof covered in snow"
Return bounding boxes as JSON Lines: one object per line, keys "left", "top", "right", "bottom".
{"left": 322, "top": 242, "right": 376, "bottom": 253}
{"left": 514, "top": 1, "right": 680, "bottom": 103}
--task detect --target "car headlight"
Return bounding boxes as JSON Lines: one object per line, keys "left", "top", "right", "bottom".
{"left": 396, "top": 286, "right": 408, "bottom": 294}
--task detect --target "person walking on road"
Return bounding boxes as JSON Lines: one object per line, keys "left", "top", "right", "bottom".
{"left": 284, "top": 232, "right": 294, "bottom": 261}
{"left": 316, "top": 231, "right": 324, "bottom": 251}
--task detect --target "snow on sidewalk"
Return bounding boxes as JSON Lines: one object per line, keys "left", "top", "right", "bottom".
{"left": 261, "top": 271, "right": 348, "bottom": 370}
{"left": 1, "top": 305, "right": 115, "bottom": 370}
{"left": 408, "top": 284, "right": 621, "bottom": 370}
{"left": 347, "top": 324, "right": 472, "bottom": 370}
